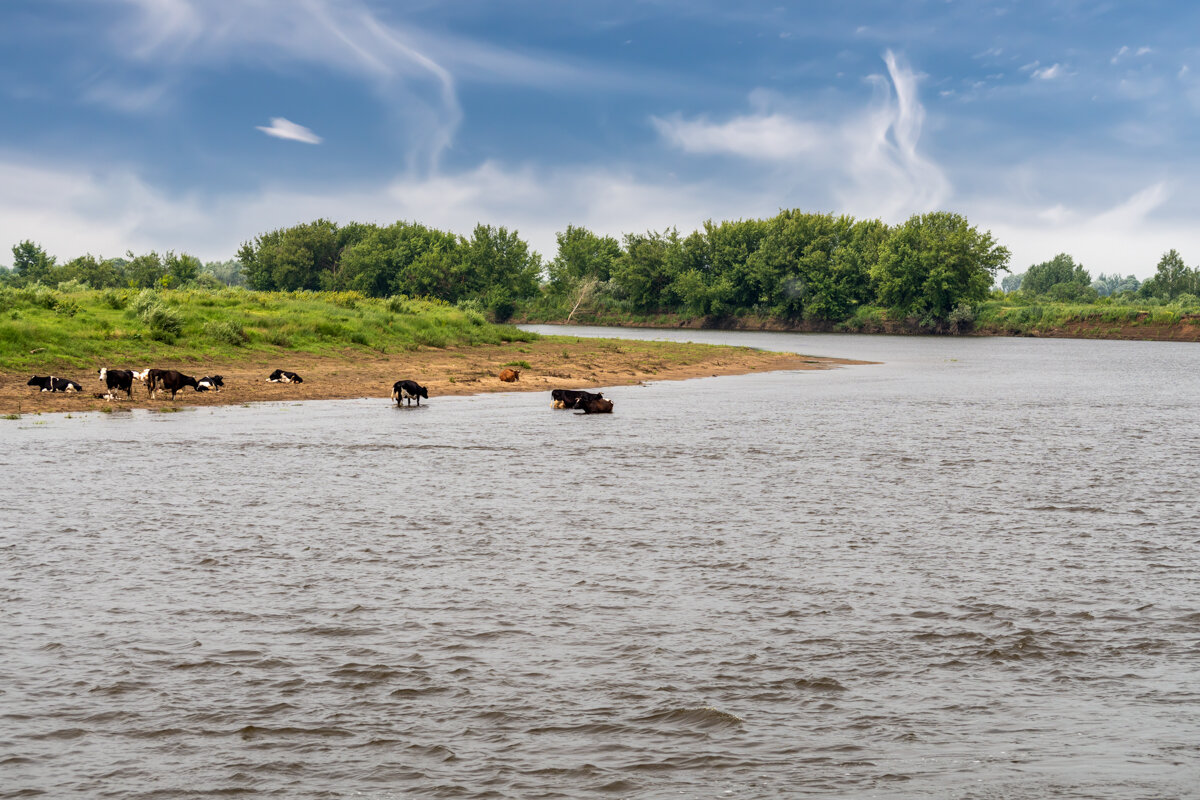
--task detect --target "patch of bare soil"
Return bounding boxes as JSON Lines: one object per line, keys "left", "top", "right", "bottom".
{"left": 0, "top": 338, "right": 866, "bottom": 416}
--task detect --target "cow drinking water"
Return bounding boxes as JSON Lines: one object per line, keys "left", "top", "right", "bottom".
{"left": 392, "top": 379, "right": 429, "bottom": 406}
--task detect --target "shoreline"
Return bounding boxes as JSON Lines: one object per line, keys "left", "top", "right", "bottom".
{"left": 0, "top": 336, "right": 865, "bottom": 416}
{"left": 516, "top": 314, "right": 1200, "bottom": 342}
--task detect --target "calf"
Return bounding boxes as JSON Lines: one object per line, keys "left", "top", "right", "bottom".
{"left": 27, "top": 376, "right": 82, "bottom": 393}
{"left": 392, "top": 379, "right": 429, "bottom": 406}
{"left": 577, "top": 397, "right": 614, "bottom": 414}
{"left": 267, "top": 369, "right": 303, "bottom": 384}
{"left": 551, "top": 388, "right": 604, "bottom": 409}
{"left": 98, "top": 367, "right": 136, "bottom": 399}
{"left": 151, "top": 370, "right": 199, "bottom": 399}
{"left": 195, "top": 375, "right": 224, "bottom": 393}
{"left": 498, "top": 367, "right": 520, "bottom": 382}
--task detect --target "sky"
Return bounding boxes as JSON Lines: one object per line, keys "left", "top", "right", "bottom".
{"left": 2, "top": 0, "right": 1200, "bottom": 278}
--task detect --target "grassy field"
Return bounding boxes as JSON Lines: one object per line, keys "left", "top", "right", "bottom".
{"left": 0, "top": 286, "right": 538, "bottom": 371}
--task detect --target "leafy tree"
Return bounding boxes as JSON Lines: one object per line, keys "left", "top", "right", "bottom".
{"left": 1141, "top": 249, "right": 1197, "bottom": 300}
{"left": 166, "top": 252, "right": 202, "bottom": 285}
{"left": 124, "top": 251, "right": 167, "bottom": 288}
{"left": 1020, "top": 253, "right": 1090, "bottom": 296}
{"left": 239, "top": 219, "right": 339, "bottom": 291}
{"left": 610, "top": 229, "right": 687, "bottom": 310}
{"left": 1092, "top": 272, "right": 1140, "bottom": 297}
{"left": 11, "top": 240, "right": 56, "bottom": 285}
{"left": 57, "top": 254, "right": 126, "bottom": 288}
{"left": 548, "top": 225, "right": 621, "bottom": 290}
{"left": 460, "top": 224, "right": 541, "bottom": 318}
{"left": 871, "top": 212, "right": 1010, "bottom": 323}
{"left": 202, "top": 259, "right": 245, "bottom": 286}
{"left": 1001, "top": 271, "right": 1024, "bottom": 293}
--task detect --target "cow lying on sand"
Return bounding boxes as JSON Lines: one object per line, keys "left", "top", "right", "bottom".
{"left": 577, "top": 396, "right": 614, "bottom": 414}
{"left": 498, "top": 367, "right": 520, "bottom": 382}
{"left": 392, "top": 379, "right": 429, "bottom": 406}
{"left": 551, "top": 388, "right": 604, "bottom": 409}
{"left": 98, "top": 368, "right": 136, "bottom": 399}
{"left": 268, "top": 369, "right": 303, "bottom": 384}
{"left": 28, "top": 376, "right": 82, "bottom": 393}
{"left": 195, "top": 375, "right": 224, "bottom": 393}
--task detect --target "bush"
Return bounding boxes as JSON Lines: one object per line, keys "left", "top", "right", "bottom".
{"left": 203, "top": 319, "right": 248, "bottom": 346}
{"left": 100, "top": 289, "right": 129, "bottom": 309}
{"left": 56, "top": 279, "right": 89, "bottom": 293}
{"left": 387, "top": 295, "right": 414, "bottom": 314}
{"left": 948, "top": 302, "right": 975, "bottom": 334}
{"left": 131, "top": 289, "right": 160, "bottom": 316}
{"left": 143, "top": 304, "right": 182, "bottom": 342}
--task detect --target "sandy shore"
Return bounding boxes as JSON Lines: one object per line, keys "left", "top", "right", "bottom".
{"left": 0, "top": 337, "right": 863, "bottom": 415}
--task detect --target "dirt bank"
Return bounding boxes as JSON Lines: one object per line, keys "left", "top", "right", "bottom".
{"left": 0, "top": 337, "right": 864, "bottom": 416}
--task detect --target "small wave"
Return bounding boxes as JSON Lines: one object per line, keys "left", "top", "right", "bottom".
{"left": 236, "top": 724, "right": 353, "bottom": 739}
{"left": 636, "top": 707, "right": 743, "bottom": 730}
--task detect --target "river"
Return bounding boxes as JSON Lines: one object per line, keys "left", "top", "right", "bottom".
{"left": 2, "top": 327, "right": 1198, "bottom": 798}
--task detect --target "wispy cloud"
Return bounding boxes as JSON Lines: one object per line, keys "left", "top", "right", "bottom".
{"left": 652, "top": 50, "right": 950, "bottom": 221}
{"left": 1032, "top": 63, "right": 1063, "bottom": 80}
{"left": 256, "top": 117, "right": 322, "bottom": 144}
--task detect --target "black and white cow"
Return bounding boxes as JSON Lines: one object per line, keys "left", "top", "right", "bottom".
{"left": 98, "top": 367, "right": 136, "bottom": 399}
{"left": 267, "top": 369, "right": 303, "bottom": 384}
{"left": 392, "top": 379, "right": 429, "bottom": 406}
{"left": 195, "top": 375, "right": 224, "bottom": 393}
{"left": 27, "top": 375, "right": 82, "bottom": 393}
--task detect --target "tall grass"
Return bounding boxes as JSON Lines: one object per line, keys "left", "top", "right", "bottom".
{"left": 0, "top": 286, "right": 537, "bottom": 370}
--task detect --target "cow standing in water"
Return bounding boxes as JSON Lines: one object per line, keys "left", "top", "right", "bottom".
{"left": 392, "top": 380, "right": 429, "bottom": 406}
{"left": 551, "top": 389, "right": 604, "bottom": 409}
{"left": 577, "top": 396, "right": 614, "bottom": 414}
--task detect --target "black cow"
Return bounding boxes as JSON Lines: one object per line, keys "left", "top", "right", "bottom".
{"left": 392, "top": 379, "right": 429, "bottom": 406}
{"left": 151, "top": 370, "right": 199, "bottom": 399}
{"left": 267, "top": 369, "right": 303, "bottom": 384}
{"left": 577, "top": 396, "right": 614, "bottom": 414}
{"left": 195, "top": 375, "right": 224, "bottom": 393}
{"left": 551, "top": 388, "right": 604, "bottom": 409}
{"left": 27, "top": 376, "right": 82, "bottom": 393}
{"left": 98, "top": 368, "right": 136, "bottom": 399}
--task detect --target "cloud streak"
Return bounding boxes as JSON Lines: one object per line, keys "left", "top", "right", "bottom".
{"left": 652, "top": 50, "right": 950, "bottom": 221}
{"left": 256, "top": 117, "right": 322, "bottom": 144}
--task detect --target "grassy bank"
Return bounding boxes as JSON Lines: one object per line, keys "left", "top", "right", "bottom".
{"left": 0, "top": 286, "right": 536, "bottom": 371}
{"left": 517, "top": 296, "right": 1200, "bottom": 341}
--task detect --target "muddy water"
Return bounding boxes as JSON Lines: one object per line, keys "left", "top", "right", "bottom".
{"left": 2, "top": 330, "right": 1199, "bottom": 798}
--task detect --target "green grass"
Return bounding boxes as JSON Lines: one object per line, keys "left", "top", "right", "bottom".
{"left": 502, "top": 360, "right": 532, "bottom": 369}
{"left": 0, "top": 286, "right": 538, "bottom": 370}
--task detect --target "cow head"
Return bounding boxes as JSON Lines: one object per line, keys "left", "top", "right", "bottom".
{"left": 98, "top": 368, "right": 107, "bottom": 381}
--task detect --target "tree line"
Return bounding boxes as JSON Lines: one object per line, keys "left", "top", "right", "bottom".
{"left": 1001, "top": 249, "right": 1200, "bottom": 305}
{"left": 5, "top": 209, "right": 1196, "bottom": 326}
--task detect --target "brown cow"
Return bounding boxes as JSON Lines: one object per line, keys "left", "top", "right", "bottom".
{"left": 578, "top": 397, "right": 614, "bottom": 414}
{"left": 498, "top": 368, "right": 521, "bottom": 382}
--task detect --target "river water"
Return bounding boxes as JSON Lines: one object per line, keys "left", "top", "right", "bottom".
{"left": 2, "top": 328, "right": 1199, "bottom": 799}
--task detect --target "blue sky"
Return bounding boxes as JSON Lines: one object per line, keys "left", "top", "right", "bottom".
{"left": 2, "top": 0, "right": 1199, "bottom": 278}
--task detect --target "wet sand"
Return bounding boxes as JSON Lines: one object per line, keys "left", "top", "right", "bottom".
{"left": 0, "top": 337, "right": 861, "bottom": 415}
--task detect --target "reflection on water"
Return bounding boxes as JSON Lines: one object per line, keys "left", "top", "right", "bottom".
{"left": 2, "top": 329, "right": 1199, "bottom": 798}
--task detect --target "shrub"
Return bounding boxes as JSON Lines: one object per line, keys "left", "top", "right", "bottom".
{"left": 265, "top": 329, "right": 293, "bottom": 348}
{"left": 56, "top": 279, "right": 89, "bottom": 293}
{"left": 144, "top": 304, "right": 183, "bottom": 342}
{"left": 503, "top": 360, "right": 531, "bottom": 369}
{"left": 100, "top": 289, "right": 129, "bottom": 309}
{"left": 131, "top": 289, "right": 160, "bottom": 316}
{"left": 348, "top": 331, "right": 370, "bottom": 346}
{"left": 948, "top": 302, "right": 975, "bottom": 334}
{"left": 388, "top": 295, "right": 414, "bottom": 314}
{"left": 203, "top": 319, "right": 248, "bottom": 346}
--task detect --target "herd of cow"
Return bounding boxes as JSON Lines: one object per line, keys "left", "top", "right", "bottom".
{"left": 25, "top": 367, "right": 615, "bottom": 413}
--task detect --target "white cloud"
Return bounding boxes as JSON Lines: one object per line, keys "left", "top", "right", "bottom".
{"left": 652, "top": 50, "right": 950, "bottom": 221}
{"left": 1031, "top": 63, "right": 1063, "bottom": 80}
{"left": 1111, "top": 46, "right": 1129, "bottom": 64}
{"left": 255, "top": 117, "right": 323, "bottom": 145}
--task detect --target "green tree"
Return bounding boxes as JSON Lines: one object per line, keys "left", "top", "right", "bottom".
{"left": 239, "top": 219, "right": 340, "bottom": 291}
{"left": 166, "top": 252, "right": 202, "bottom": 285}
{"left": 460, "top": 224, "right": 541, "bottom": 318}
{"left": 58, "top": 254, "right": 126, "bottom": 288}
{"left": 871, "top": 211, "right": 1010, "bottom": 323}
{"left": 609, "top": 229, "right": 687, "bottom": 310}
{"left": 11, "top": 240, "right": 56, "bottom": 285}
{"left": 1020, "top": 253, "right": 1090, "bottom": 297}
{"left": 124, "top": 251, "right": 166, "bottom": 288}
{"left": 1142, "top": 249, "right": 1196, "bottom": 300}
{"left": 548, "top": 225, "right": 621, "bottom": 290}
{"left": 202, "top": 259, "right": 245, "bottom": 286}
